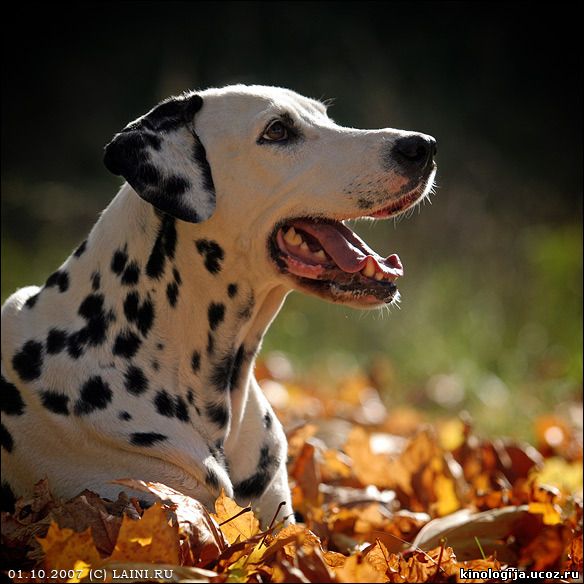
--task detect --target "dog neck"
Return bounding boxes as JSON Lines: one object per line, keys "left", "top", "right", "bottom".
{"left": 68, "top": 184, "right": 288, "bottom": 406}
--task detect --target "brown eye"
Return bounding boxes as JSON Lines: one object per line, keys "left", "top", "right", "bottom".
{"left": 262, "top": 120, "right": 289, "bottom": 142}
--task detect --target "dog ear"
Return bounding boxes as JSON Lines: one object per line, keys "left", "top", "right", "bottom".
{"left": 103, "top": 93, "right": 216, "bottom": 223}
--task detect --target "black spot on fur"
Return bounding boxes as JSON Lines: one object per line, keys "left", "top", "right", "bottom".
{"left": 74, "top": 376, "right": 113, "bottom": 416}
{"left": 229, "top": 346, "right": 246, "bottom": 392}
{"left": 156, "top": 342, "right": 164, "bottom": 350}
{"left": 227, "top": 283, "right": 238, "bottom": 298}
{"left": 154, "top": 390, "right": 190, "bottom": 422}
{"left": 111, "top": 248, "right": 128, "bottom": 275}
{"left": 91, "top": 271, "right": 101, "bottom": 291}
{"left": 1, "top": 375, "right": 25, "bottom": 415}
{"left": 191, "top": 351, "right": 201, "bottom": 374}
{"left": 166, "top": 175, "right": 191, "bottom": 197}
{"left": 130, "top": 432, "right": 167, "bottom": 446}
{"left": 186, "top": 388, "right": 195, "bottom": 405}
{"left": 234, "top": 445, "right": 278, "bottom": 500}
{"left": 46, "top": 270, "right": 69, "bottom": 292}
{"left": 208, "top": 303, "right": 225, "bottom": 331}
{"left": 46, "top": 328, "right": 67, "bottom": 354}
{"left": 206, "top": 333, "right": 215, "bottom": 355}
{"left": 175, "top": 396, "right": 190, "bottom": 422}
{"left": 67, "top": 330, "right": 87, "bottom": 359}
{"left": 25, "top": 292, "right": 40, "bottom": 308}
{"left": 12, "top": 341, "right": 43, "bottom": 381}
{"left": 154, "top": 390, "right": 174, "bottom": 417}
{"left": 151, "top": 361, "right": 160, "bottom": 371}
{"left": 0, "top": 423, "right": 14, "bottom": 452}
{"left": 121, "top": 262, "right": 140, "bottom": 285}
{"left": 1, "top": 481, "right": 17, "bottom": 513}
{"left": 210, "top": 352, "right": 235, "bottom": 393}
{"left": 357, "top": 197, "right": 375, "bottom": 209}
{"left": 205, "top": 468, "right": 220, "bottom": 490}
{"left": 79, "top": 294, "right": 105, "bottom": 320}
{"left": 166, "top": 282, "right": 179, "bottom": 307}
{"left": 263, "top": 411, "right": 273, "bottom": 429}
{"left": 205, "top": 402, "right": 229, "bottom": 427}
{"left": 238, "top": 291, "right": 255, "bottom": 321}
{"left": 124, "top": 366, "right": 148, "bottom": 395}
{"left": 195, "top": 239, "right": 224, "bottom": 274}
{"left": 146, "top": 215, "right": 177, "bottom": 279}
{"left": 209, "top": 441, "right": 228, "bottom": 474}
{"left": 119, "top": 411, "right": 132, "bottom": 421}
{"left": 123, "top": 292, "right": 155, "bottom": 337}
{"left": 76, "top": 293, "right": 109, "bottom": 347}
{"left": 41, "top": 391, "right": 69, "bottom": 416}
{"left": 192, "top": 137, "right": 216, "bottom": 193}
{"left": 73, "top": 239, "right": 87, "bottom": 257}
{"left": 172, "top": 267, "right": 182, "bottom": 286}
{"left": 113, "top": 331, "right": 142, "bottom": 358}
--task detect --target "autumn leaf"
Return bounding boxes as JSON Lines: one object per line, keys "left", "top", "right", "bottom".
{"left": 528, "top": 502, "right": 563, "bottom": 525}
{"left": 112, "top": 479, "right": 226, "bottom": 565}
{"left": 108, "top": 502, "right": 179, "bottom": 565}
{"left": 212, "top": 489, "right": 260, "bottom": 545}
{"left": 37, "top": 522, "right": 101, "bottom": 577}
{"left": 336, "top": 551, "right": 388, "bottom": 583}
{"left": 344, "top": 426, "right": 401, "bottom": 490}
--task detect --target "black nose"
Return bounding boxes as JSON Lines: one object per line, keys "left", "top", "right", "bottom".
{"left": 393, "top": 135, "right": 436, "bottom": 172}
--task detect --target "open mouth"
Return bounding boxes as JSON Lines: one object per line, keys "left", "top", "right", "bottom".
{"left": 269, "top": 182, "right": 431, "bottom": 307}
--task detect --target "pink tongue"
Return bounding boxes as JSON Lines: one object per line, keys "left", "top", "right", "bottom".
{"left": 292, "top": 220, "right": 403, "bottom": 276}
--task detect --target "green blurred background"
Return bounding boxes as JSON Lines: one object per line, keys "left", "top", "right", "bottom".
{"left": 2, "top": 2, "right": 582, "bottom": 439}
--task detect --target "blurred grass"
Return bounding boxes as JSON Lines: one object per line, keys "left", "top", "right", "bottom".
{"left": 2, "top": 180, "right": 581, "bottom": 442}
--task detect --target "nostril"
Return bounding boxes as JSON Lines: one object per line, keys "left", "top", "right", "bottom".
{"left": 394, "top": 135, "right": 431, "bottom": 163}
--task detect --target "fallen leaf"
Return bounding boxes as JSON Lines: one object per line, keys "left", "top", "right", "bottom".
{"left": 109, "top": 502, "right": 179, "bottom": 565}
{"left": 212, "top": 489, "right": 260, "bottom": 545}
{"left": 37, "top": 522, "right": 100, "bottom": 573}
{"left": 336, "top": 551, "right": 387, "bottom": 583}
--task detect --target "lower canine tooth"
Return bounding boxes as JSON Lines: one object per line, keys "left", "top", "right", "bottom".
{"left": 284, "top": 227, "right": 297, "bottom": 244}
{"left": 314, "top": 250, "right": 326, "bottom": 260}
{"left": 300, "top": 242, "right": 309, "bottom": 251}
{"left": 363, "top": 257, "right": 376, "bottom": 277}
{"left": 375, "top": 272, "right": 384, "bottom": 280}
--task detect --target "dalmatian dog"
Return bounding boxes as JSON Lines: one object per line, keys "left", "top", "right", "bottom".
{"left": 1, "top": 85, "right": 436, "bottom": 526}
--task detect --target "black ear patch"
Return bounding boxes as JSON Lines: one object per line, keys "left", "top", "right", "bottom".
{"left": 104, "top": 93, "right": 216, "bottom": 224}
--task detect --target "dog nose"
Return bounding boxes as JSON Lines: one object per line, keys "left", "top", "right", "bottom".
{"left": 393, "top": 134, "right": 436, "bottom": 172}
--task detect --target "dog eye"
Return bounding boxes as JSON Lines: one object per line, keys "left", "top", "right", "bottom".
{"left": 262, "top": 121, "right": 289, "bottom": 142}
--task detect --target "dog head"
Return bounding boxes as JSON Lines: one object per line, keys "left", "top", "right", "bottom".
{"left": 104, "top": 85, "right": 436, "bottom": 308}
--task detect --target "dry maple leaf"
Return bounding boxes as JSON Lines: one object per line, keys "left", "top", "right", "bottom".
{"left": 211, "top": 489, "right": 260, "bottom": 545}
{"left": 336, "top": 551, "right": 388, "bottom": 583}
{"left": 107, "top": 501, "right": 180, "bottom": 565}
{"left": 37, "top": 522, "right": 101, "bottom": 578}
{"left": 112, "top": 479, "right": 226, "bottom": 566}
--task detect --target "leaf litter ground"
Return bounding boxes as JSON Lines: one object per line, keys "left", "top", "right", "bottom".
{"left": 1, "top": 361, "right": 582, "bottom": 583}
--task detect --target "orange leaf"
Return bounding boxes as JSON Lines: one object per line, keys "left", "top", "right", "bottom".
{"left": 363, "top": 540, "right": 392, "bottom": 574}
{"left": 344, "top": 427, "right": 400, "bottom": 490}
{"left": 528, "top": 502, "right": 563, "bottom": 525}
{"left": 211, "top": 489, "right": 260, "bottom": 545}
{"left": 37, "top": 522, "right": 101, "bottom": 574}
{"left": 335, "top": 552, "right": 388, "bottom": 583}
{"left": 108, "top": 501, "right": 179, "bottom": 564}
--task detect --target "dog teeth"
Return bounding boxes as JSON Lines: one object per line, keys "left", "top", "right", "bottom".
{"left": 314, "top": 249, "right": 327, "bottom": 260}
{"left": 375, "top": 271, "right": 384, "bottom": 280}
{"left": 284, "top": 227, "right": 303, "bottom": 246}
{"left": 362, "top": 257, "right": 376, "bottom": 278}
{"left": 300, "top": 241, "right": 309, "bottom": 251}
